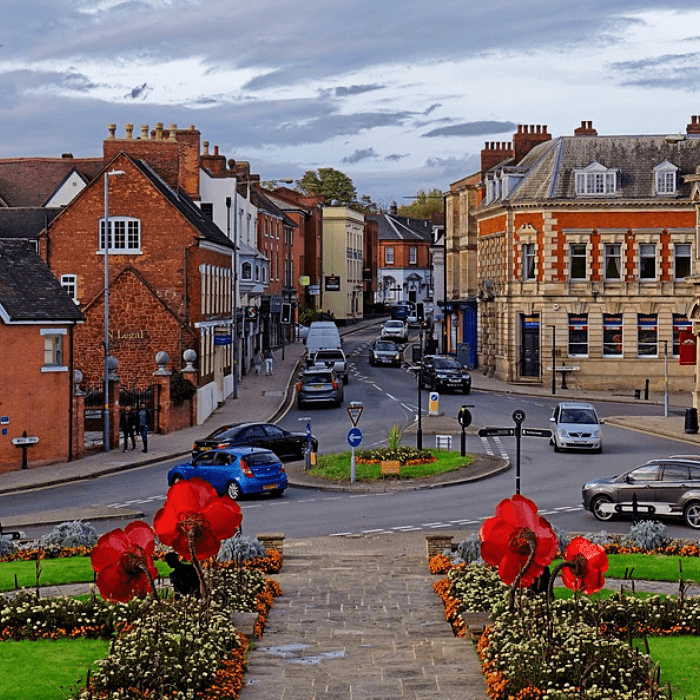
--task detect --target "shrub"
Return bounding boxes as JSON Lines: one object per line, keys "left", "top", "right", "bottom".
{"left": 455, "top": 533, "right": 483, "bottom": 564}
{"left": 387, "top": 425, "right": 402, "bottom": 451}
{"left": 38, "top": 521, "right": 97, "bottom": 551}
{"left": 170, "top": 371, "right": 197, "bottom": 406}
{"left": 625, "top": 520, "right": 670, "bottom": 551}
{"left": 217, "top": 534, "right": 267, "bottom": 563}
{"left": 584, "top": 530, "right": 615, "bottom": 546}
{"left": 552, "top": 524, "right": 570, "bottom": 556}
{"left": 0, "top": 538, "right": 17, "bottom": 558}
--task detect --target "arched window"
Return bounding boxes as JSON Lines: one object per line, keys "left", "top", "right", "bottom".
{"left": 241, "top": 262, "right": 252, "bottom": 280}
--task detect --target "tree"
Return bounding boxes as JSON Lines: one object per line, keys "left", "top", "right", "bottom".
{"left": 397, "top": 188, "right": 444, "bottom": 224}
{"left": 297, "top": 168, "right": 357, "bottom": 206}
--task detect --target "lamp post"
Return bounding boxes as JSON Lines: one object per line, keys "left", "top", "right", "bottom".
{"left": 417, "top": 329, "right": 424, "bottom": 449}
{"left": 548, "top": 324, "right": 556, "bottom": 396}
{"left": 103, "top": 168, "right": 125, "bottom": 452}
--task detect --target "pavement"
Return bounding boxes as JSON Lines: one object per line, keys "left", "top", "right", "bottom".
{"left": 3, "top": 318, "right": 698, "bottom": 699}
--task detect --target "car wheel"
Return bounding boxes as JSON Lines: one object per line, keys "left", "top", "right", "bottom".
{"left": 227, "top": 481, "right": 242, "bottom": 500}
{"left": 684, "top": 501, "right": 700, "bottom": 529}
{"left": 170, "top": 474, "right": 183, "bottom": 485}
{"left": 270, "top": 488, "right": 286, "bottom": 498}
{"left": 297, "top": 398, "right": 304, "bottom": 409}
{"left": 343, "top": 375, "right": 349, "bottom": 385}
{"left": 463, "top": 386, "right": 471, "bottom": 395}
{"left": 591, "top": 495, "right": 615, "bottom": 521}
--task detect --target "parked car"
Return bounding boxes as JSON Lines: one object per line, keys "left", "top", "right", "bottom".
{"left": 309, "top": 348, "right": 349, "bottom": 384}
{"left": 192, "top": 422, "right": 318, "bottom": 460}
{"left": 167, "top": 447, "right": 288, "bottom": 500}
{"left": 420, "top": 355, "right": 471, "bottom": 394}
{"left": 582, "top": 455, "right": 700, "bottom": 528}
{"left": 381, "top": 319, "right": 408, "bottom": 342}
{"left": 297, "top": 368, "right": 344, "bottom": 408}
{"left": 369, "top": 339, "right": 402, "bottom": 366}
{"left": 549, "top": 402, "right": 602, "bottom": 453}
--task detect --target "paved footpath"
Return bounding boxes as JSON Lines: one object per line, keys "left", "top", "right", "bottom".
{"left": 240, "top": 533, "right": 488, "bottom": 700}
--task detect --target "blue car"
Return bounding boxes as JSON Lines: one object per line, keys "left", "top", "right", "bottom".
{"left": 167, "top": 447, "right": 288, "bottom": 500}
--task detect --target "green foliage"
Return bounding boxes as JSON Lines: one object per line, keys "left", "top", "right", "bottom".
{"left": 396, "top": 188, "right": 444, "bottom": 223}
{"left": 298, "top": 307, "right": 317, "bottom": 326}
{"left": 298, "top": 168, "right": 357, "bottom": 205}
{"left": 0, "top": 538, "right": 17, "bottom": 558}
{"left": 387, "top": 424, "right": 402, "bottom": 451}
{"left": 170, "top": 370, "right": 197, "bottom": 406}
{"left": 455, "top": 533, "right": 483, "bottom": 564}
{"left": 626, "top": 520, "right": 671, "bottom": 551}
{"left": 217, "top": 534, "right": 267, "bottom": 563}
{"left": 38, "top": 521, "right": 97, "bottom": 551}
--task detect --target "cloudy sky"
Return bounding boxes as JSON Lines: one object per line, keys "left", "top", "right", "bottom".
{"left": 2, "top": 1, "right": 700, "bottom": 206}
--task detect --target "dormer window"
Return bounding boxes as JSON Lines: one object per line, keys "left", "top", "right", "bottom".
{"left": 654, "top": 160, "right": 678, "bottom": 195}
{"left": 574, "top": 161, "right": 618, "bottom": 196}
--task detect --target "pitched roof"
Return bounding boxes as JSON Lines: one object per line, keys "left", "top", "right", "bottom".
{"left": 366, "top": 213, "right": 433, "bottom": 242}
{"left": 0, "top": 208, "right": 62, "bottom": 240}
{"left": 0, "top": 240, "right": 84, "bottom": 323}
{"left": 492, "top": 133, "right": 700, "bottom": 203}
{"left": 0, "top": 157, "right": 103, "bottom": 207}
{"left": 252, "top": 188, "right": 298, "bottom": 228}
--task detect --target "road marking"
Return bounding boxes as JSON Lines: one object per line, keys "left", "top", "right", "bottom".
{"left": 385, "top": 392, "right": 398, "bottom": 401}
{"left": 330, "top": 532, "right": 353, "bottom": 537}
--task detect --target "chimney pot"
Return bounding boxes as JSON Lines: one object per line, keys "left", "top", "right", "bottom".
{"left": 108, "top": 123, "right": 116, "bottom": 139}
{"left": 154, "top": 122, "right": 163, "bottom": 140}
{"left": 125, "top": 123, "right": 134, "bottom": 139}
{"left": 61, "top": 153, "right": 73, "bottom": 159}
{"left": 203, "top": 141, "right": 209, "bottom": 155}
{"left": 214, "top": 145, "right": 219, "bottom": 155}
{"left": 141, "top": 124, "right": 149, "bottom": 140}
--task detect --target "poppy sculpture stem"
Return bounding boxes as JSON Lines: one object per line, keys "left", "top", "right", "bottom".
{"left": 509, "top": 531, "right": 537, "bottom": 612}
{"left": 188, "top": 529, "right": 210, "bottom": 605}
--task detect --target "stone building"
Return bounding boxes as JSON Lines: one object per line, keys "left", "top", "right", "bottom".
{"left": 473, "top": 119, "right": 699, "bottom": 395}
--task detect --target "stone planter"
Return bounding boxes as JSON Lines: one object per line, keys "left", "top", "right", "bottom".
{"left": 230, "top": 611, "right": 259, "bottom": 637}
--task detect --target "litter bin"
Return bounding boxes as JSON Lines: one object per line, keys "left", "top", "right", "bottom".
{"left": 685, "top": 408, "right": 699, "bottom": 435}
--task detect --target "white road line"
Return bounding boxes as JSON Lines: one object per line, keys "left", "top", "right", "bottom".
{"left": 361, "top": 528, "right": 386, "bottom": 533}
{"left": 385, "top": 393, "right": 398, "bottom": 401}
{"left": 330, "top": 532, "right": 353, "bottom": 537}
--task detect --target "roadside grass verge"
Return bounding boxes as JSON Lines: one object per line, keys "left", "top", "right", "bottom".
{"left": 550, "top": 553, "right": 700, "bottom": 583}
{"left": 311, "top": 449, "right": 473, "bottom": 481}
{"left": 0, "top": 637, "right": 110, "bottom": 700}
{"left": 633, "top": 636, "right": 700, "bottom": 699}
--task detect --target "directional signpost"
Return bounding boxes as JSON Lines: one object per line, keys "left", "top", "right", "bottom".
{"left": 458, "top": 405, "right": 474, "bottom": 456}
{"left": 477, "top": 409, "right": 551, "bottom": 495}
{"left": 12, "top": 432, "right": 39, "bottom": 470}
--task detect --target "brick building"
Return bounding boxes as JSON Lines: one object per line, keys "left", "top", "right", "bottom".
{"left": 0, "top": 241, "right": 84, "bottom": 471}
{"left": 471, "top": 119, "right": 699, "bottom": 395}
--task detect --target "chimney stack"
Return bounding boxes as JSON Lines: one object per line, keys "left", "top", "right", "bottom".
{"left": 687, "top": 116, "right": 700, "bottom": 134}
{"left": 574, "top": 120, "right": 597, "bottom": 136}
{"left": 480, "top": 141, "right": 513, "bottom": 172}
{"left": 513, "top": 124, "right": 551, "bottom": 163}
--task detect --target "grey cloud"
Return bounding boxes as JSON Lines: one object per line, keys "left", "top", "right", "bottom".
{"left": 385, "top": 153, "right": 408, "bottom": 161}
{"left": 423, "top": 121, "right": 517, "bottom": 138}
{"left": 342, "top": 148, "right": 377, "bottom": 164}
{"left": 424, "top": 103, "right": 441, "bottom": 115}
{"left": 335, "top": 84, "right": 385, "bottom": 97}
{"left": 611, "top": 52, "right": 700, "bottom": 90}
{"left": 126, "top": 83, "right": 151, "bottom": 99}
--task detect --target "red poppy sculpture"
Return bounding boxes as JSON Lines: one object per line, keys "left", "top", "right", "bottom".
{"left": 480, "top": 494, "right": 558, "bottom": 590}
{"left": 90, "top": 520, "right": 159, "bottom": 602}
{"left": 153, "top": 477, "right": 242, "bottom": 561}
{"left": 559, "top": 536, "right": 608, "bottom": 594}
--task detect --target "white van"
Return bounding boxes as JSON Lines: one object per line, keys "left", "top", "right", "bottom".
{"left": 305, "top": 321, "right": 342, "bottom": 357}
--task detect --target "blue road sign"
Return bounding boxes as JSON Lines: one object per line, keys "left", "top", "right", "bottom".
{"left": 347, "top": 427, "right": 363, "bottom": 448}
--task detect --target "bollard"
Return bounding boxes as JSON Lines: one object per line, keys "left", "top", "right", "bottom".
{"left": 685, "top": 408, "right": 699, "bottom": 435}
{"left": 644, "top": 378, "right": 649, "bottom": 401}
{"left": 634, "top": 389, "right": 641, "bottom": 400}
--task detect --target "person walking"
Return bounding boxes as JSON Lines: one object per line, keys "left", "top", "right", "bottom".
{"left": 127, "top": 406, "right": 139, "bottom": 450}
{"left": 253, "top": 346, "right": 263, "bottom": 375}
{"left": 138, "top": 405, "right": 150, "bottom": 453}
{"left": 264, "top": 348, "right": 274, "bottom": 376}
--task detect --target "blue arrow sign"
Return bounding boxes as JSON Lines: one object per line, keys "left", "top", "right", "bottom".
{"left": 347, "top": 427, "right": 363, "bottom": 448}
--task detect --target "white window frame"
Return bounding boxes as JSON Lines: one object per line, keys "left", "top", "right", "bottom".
{"left": 241, "top": 261, "right": 252, "bottom": 280}
{"left": 675, "top": 243, "right": 692, "bottom": 280}
{"left": 569, "top": 243, "right": 587, "bottom": 280}
{"left": 604, "top": 243, "right": 622, "bottom": 280}
{"left": 61, "top": 274, "right": 78, "bottom": 303}
{"left": 639, "top": 243, "right": 656, "bottom": 281}
{"left": 637, "top": 314, "right": 658, "bottom": 358}
{"left": 40, "top": 328, "right": 68, "bottom": 372}
{"left": 99, "top": 217, "right": 141, "bottom": 253}
{"left": 567, "top": 314, "right": 588, "bottom": 357}
{"left": 522, "top": 243, "right": 535, "bottom": 281}
{"left": 574, "top": 162, "right": 618, "bottom": 196}
{"left": 385, "top": 247, "right": 394, "bottom": 265}
{"left": 409, "top": 247, "right": 417, "bottom": 265}
{"left": 654, "top": 161, "right": 678, "bottom": 196}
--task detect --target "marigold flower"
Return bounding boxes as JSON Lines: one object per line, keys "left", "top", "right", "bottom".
{"left": 479, "top": 494, "right": 558, "bottom": 588}
{"left": 90, "top": 521, "right": 159, "bottom": 602}
{"left": 561, "top": 536, "right": 609, "bottom": 594}
{"left": 154, "top": 477, "right": 242, "bottom": 561}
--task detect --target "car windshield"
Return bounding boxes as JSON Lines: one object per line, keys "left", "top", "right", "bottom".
{"left": 376, "top": 342, "right": 396, "bottom": 351}
{"left": 560, "top": 408, "right": 597, "bottom": 424}
{"left": 435, "top": 358, "right": 461, "bottom": 370}
{"left": 303, "top": 372, "right": 333, "bottom": 384}
{"left": 386, "top": 321, "right": 403, "bottom": 328}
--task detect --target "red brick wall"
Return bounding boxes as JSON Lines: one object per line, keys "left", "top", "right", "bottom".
{"left": 0, "top": 324, "right": 75, "bottom": 471}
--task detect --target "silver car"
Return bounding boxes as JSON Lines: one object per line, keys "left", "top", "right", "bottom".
{"left": 381, "top": 319, "right": 408, "bottom": 342}
{"left": 296, "top": 368, "right": 344, "bottom": 409}
{"left": 369, "top": 339, "right": 402, "bottom": 367}
{"left": 549, "top": 401, "right": 602, "bottom": 453}
{"left": 582, "top": 456, "right": 700, "bottom": 528}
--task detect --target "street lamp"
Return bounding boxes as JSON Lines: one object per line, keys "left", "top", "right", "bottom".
{"left": 103, "top": 168, "right": 125, "bottom": 452}
{"left": 417, "top": 328, "right": 424, "bottom": 449}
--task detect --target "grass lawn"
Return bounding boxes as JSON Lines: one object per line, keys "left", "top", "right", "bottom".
{"left": 550, "top": 553, "right": 700, "bottom": 583}
{"left": 0, "top": 558, "right": 172, "bottom": 592}
{"left": 311, "top": 449, "right": 473, "bottom": 481}
{"left": 634, "top": 636, "right": 700, "bottom": 699}
{"left": 0, "top": 637, "right": 110, "bottom": 700}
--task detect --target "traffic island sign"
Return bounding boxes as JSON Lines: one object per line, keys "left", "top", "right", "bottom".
{"left": 477, "top": 427, "right": 515, "bottom": 437}
{"left": 347, "top": 402, "right": 364, "bottom": 426}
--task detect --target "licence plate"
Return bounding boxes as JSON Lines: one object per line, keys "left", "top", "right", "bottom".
{"left": 263, "top": 483, "right": 277, "bottom": 490}
{"left": 200, "top": 446, "right": 211, "bottom": 451}
{"left": 449, "top": 378, "right": 460, "bottom": 383}
{"left": 311, "top": 384, "right": 323, "bottom": 389}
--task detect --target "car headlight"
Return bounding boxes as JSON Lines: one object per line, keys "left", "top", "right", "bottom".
{"left": 557, "top": 428, "right": 568, "bottom": 437}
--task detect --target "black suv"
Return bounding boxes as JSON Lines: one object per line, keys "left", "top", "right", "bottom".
{"left": 582, "top": 455, "right": 700, "bottom": 528}
{"left": 420, "top": 355, "right": 471, "bottom": 394}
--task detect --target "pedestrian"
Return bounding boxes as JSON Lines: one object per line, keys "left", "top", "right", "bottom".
{"left": 127, "top": 406, "right": 139, "bottom": 450}
{"left": 253, "top": 346, "right": 263, "bottom": 375}
{"left": 120, "top": 405, "right": 136, "bottom": 452}
{"left": 138, "top": 405, "right": 150, "bottom": 453}
{"left": 264, "top": 348, "right": 273, "bottom": 376}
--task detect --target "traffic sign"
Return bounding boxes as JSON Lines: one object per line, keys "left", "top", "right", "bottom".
{"left": 512, "top": 409, "right": 526, "bottom": 424}
{"left": 477, "top": 427, "right": 515, "bottom": 437}
{"left": 347, "top": 402, "right": 364, "bottom": 426}
{"left": 12, "top": 436, "right": 39, "bottom": 446}
{"left": 347, "top": 427, "right": 363, "bottom": 448}
{"left": 522, "top": 428, "right": 552, "bottom": 438}
{"left": 458, "top": 407, "right": 472, "bottom": 428}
